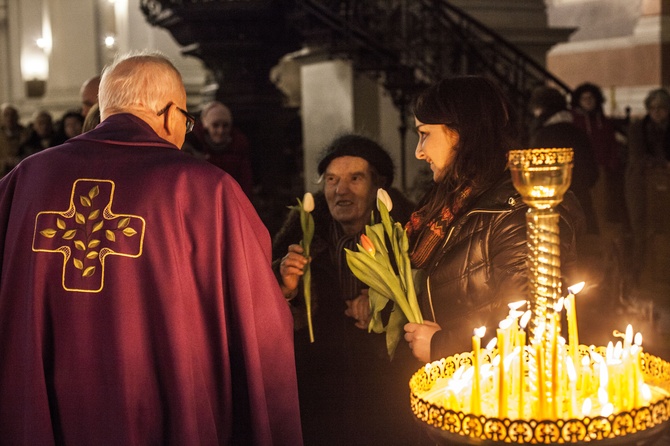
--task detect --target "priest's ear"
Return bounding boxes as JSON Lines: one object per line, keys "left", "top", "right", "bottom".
{"left": 157, "top": 103, "right": 185, "bottom": 148}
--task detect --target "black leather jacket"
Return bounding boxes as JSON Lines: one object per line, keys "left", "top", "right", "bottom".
{"left": 417, "top": 176, "right": 585, "bottom": 361}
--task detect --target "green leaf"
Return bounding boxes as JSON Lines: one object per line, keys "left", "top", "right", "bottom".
{"left": 385, "top": 303, "right": 409, "bottom": 360}
{"left": 368, "top": 287, "right": 390, "bottom": 334}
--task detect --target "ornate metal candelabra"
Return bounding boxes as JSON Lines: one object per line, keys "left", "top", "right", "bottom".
{"left": 508, "top": 148, "right": 572, "bottom": 346}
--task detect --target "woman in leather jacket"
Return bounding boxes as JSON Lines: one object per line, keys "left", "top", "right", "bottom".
{"left": 403, "top": 76, "right": 586, "bottom": 363}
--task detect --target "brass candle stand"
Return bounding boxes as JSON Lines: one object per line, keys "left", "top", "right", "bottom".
{"left": 409, "top": 148, "right": 670, "bottom": 445}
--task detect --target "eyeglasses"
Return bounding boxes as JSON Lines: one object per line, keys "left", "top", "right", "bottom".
{"left": 157, "top": 102, "right": 196, "bottom": 134}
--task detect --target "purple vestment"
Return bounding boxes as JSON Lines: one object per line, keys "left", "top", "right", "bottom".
{"left": 0, "top": 114, "right": 302, "bottom": 445}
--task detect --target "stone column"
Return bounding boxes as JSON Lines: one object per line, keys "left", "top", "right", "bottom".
{"left": 299, "top": 56, "right": 377, "bottom": 193}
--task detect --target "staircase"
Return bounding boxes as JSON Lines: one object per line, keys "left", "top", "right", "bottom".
{"left": 140, "top": 0, "right": 572, "bottom": 231}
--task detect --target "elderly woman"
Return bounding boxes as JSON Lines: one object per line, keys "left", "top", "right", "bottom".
{"left": 273, "top": 133, "right": 416, "bottom": 445}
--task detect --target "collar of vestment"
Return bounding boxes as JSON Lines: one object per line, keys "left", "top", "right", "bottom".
{"left": 78, "top": 113, "right": 178, "bottom": 150}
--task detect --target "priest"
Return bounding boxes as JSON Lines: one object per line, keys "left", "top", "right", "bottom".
{"left": 0, "top": 51, "right": 302, "bottom": 445}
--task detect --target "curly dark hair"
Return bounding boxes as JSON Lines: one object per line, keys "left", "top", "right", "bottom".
{"left": 571, "top": 82, "right": 605, "bottom": 110}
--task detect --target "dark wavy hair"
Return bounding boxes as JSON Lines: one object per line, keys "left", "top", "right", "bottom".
{"left": 412, "top": 75, "right": 519, "bottom": 221}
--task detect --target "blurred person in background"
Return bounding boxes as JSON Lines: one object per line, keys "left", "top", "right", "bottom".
{"left": 571, "top": 82, "right": 627, "bottom": 230}
{"left": 53, "top": 110, "right": 85, "bottom": 145}
{"left": 18, "top": 109, "right": 57, "bottom": 158}
{"left": 80, "top": 75, "right": 101, "bottom": 118}
{"left": 529, "top": 85, "right": 599, "bottom": 235}
{"left": 625, "top": 87, "right": 670, "bottom": 282}
{"left": 183, "top": 101, "right": 254, "bottom": 197}
{"left": 0, "top": 103, "right": 28, "bottom": 176}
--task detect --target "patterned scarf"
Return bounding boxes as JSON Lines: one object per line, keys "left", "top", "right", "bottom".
{"left": 405, "top": 188, "right": 472, "bottom": 269}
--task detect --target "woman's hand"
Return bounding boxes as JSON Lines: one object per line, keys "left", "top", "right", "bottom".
{"left": 345, "top": 289, "right": 370, "bottom": 329}
{"left": 279, "top": 244, "right": 308, "bottom": 299}
{"left": 404, "top": 321, "right": 441, "bottom": 363}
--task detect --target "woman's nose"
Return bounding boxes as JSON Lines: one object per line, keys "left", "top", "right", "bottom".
{"left": 415, "top": 142, "right": 425, "bottom": 160}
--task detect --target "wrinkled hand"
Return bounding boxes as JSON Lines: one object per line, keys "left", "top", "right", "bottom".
{"left": 404, "top": 321, "right": 441, "bottom": 363}
{"left": 345, "top": 289, "right": 370, "bottom": 329}
{"left": 279, "top": 244, "right": 309, "bottom": 299}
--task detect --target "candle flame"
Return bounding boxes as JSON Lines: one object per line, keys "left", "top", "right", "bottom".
{"left": 582, "top": 398, "right": 592, "bottom": 416}
{"left": 614, "top": 341, "right": 623, "bottom": 360}
{"left": 635, "top": 332, "right": 643, "bottom": 346}
{"left": 474, "top": 326, "right": 486, "bottom": 338}
{"left": 599, "top": 364, "right": 609, "bottom": 389}
{"left": 508, "top": 310, "right": 524, "bottom": 320}
{"left": 520, "top": 310, "right": 531, "bottom": 328}
{"left": 499, "top": 317, "right": 513, "bottom": 330}
{"left": 486, "top": 337, "right": 497, "bottom": 351}
{"left": 567, "top": 281, "right": 585, "bottom": 295}
{"left": 598, "top": 387, "right": 609, "bottom": 405}
{"left": 601, "top": 402, "right": 614, "bottom": 417}
{"left": 625, "top": 324, "right": 633, "bottom": 343}
{"left": 566, "top": 356, "right": 577, "bottom": 381}
{"left": 554, "top": 298, "right": 564, "bottom": 312}
{"left": 508, "top": 300, "right": 526, "bottom": 311}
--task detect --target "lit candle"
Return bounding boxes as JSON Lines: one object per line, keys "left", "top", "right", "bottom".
{"left": 565, "top": 282, "right": 584, "bottom": 378}
{"left": 497, "top": 320, "right": 511, "bottom": 419}
{"left": 566, "top": 356, "right": 577, "bottom": 418}
{"left": 550, "top": 301, "right": 563, "bottom": 419}
{"left": 471, "top": 326, "right": 486, "bottom": 415}
{"left": 633, "top": 332, "right": 643, "bottom": 407}
{"left": 535, "top": 341, "right": 546, "bottom": 419}
{"left": 518, "top": 311, "right": 530, "bottom": 419}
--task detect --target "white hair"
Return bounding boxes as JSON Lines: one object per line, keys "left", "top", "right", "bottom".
{"left": 98, "top": 50, "right": 184, "bottom": 119}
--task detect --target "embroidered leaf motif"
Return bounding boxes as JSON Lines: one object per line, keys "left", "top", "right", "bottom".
{"left": 80, "top": 196, "right": 91, "bottom": 207}
{"left": 73, "top": 258, "right": 83, "bottom": 270}
{"left": 92, "top": 221, "right": 104, "bottom": 233}
{"left": 74, "top": 240, "right": 86, "bottom": 251}
{"left": 56, "top": 218, "right": 66, "bottom": 230}
{"left": 40, "top": 228, "right": 57, "bottom": 238}
{"left": 117, "top": 217, "right": 130, "bottom": 229}
{"left": 89, "top": 186, "right": 99, "bottom": 200}
{"left": 89, "top": 209, "right": 100, "bottom": 220}
{"left": 75, "top": 213, "right": 85, "bottom": 224}
{"left": 122, "top": 227, "right": 137, "bottom": 237}
{"left": 82, "top": 266, "right": 95, "bottom": 277}
{"left": 88, "top": 239, "right": 100, "bottom": 248}
{"left": 86, "top": 251, "right": 98, "bottom": 259}
{"left": 62, "top": 229, "right": 77, "bottom": 240}
{"left": 105, "top": 230, "right": 116, "bottom": 242}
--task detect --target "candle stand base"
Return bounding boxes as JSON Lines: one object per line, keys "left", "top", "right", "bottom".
{"left": 410, "top": 351, "right": 670, "bottom": 445}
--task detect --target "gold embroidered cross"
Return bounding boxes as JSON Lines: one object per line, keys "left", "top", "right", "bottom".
{"left": 32, "top": 179, "right": 146, "bottom": 292}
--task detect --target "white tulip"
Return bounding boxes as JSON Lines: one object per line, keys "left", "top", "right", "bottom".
{"left": 377, "top": 188, "right": 393, "bottom": 212}
{"left": 302, "top": 192, "right": 315, "bottom": 213}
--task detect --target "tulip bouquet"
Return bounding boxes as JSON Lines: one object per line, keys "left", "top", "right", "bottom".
{"left": 290, "top": 192, "right": 315, "bottom": 342}
{"left": 345, "top": 189, "right": 423, "bottom": 359}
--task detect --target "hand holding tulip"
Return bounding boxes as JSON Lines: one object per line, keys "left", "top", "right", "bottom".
{"left": 345, "top": 289, "right": 371, "bottom": 329}
{"left": 404, "top": 320, "right": 442, "bottom": 363}
{"left": 288, "top": 192, "right": 315, "bottom": 342}
{"left": 279, "top": 244, "right": 309, "bottom": 299}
